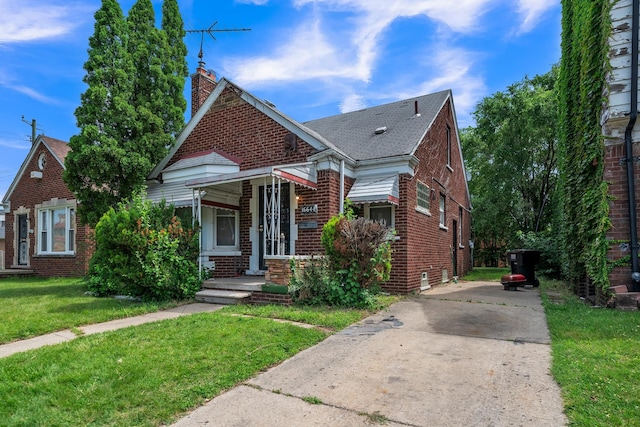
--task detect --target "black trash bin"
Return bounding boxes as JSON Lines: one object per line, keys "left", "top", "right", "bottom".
{"left": 507, "top": 249, "right": 540, "bottom": 287}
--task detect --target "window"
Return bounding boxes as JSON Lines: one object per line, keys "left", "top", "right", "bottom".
{"left": 216, "top": 209, "right": 237, "bottom": 246}
{"left": 439, "top": 194, "right": 446, "bottom": 228}
{"left": 458, "top": 207, "right": 463, "bottom": 247}
{"left": 446, "top": 125, "right": 452, "bottom": 168}
{"left": 201, "top": 207, "right": 239, "bottom": 251}
{"left": 417, "top": 181, "right": 430, "bottom": 214}
{"left": 364, "top": 204, "right": 395, "bottom": 229}
{"left": 38, "top": 206, "right": 75, "bottom": 254}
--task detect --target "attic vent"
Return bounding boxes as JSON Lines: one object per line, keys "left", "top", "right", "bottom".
{"left": 374, "top": 126, "right": 387, "bottom": 135}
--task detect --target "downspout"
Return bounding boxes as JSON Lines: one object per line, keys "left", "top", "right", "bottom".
{"left": 339, "top": 160, "right": 345, "bottom": 214}
{"left": 626, "top": 0, "right": 640, "bottom": 291}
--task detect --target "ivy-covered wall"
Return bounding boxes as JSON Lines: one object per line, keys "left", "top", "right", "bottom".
{"left": 557, "top": 0, "right": 612, "bottom": 291}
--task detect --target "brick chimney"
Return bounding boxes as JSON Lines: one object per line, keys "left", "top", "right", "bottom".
{"left": 191, "top": 62, "right": 217, "bottom": 117}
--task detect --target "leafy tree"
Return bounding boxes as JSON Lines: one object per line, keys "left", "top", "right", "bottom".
{"left": 161, "top": 0, "right": 189, "bottom": 136}
{"left": 64, "top": 0, "right": 140, "bottom": 226}
{"left": 462, "top": 67, "right": 559, "bottom": 268}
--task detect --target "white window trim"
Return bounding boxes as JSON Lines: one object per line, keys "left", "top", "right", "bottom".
{"left": 202, "top": 206, "right": 240, "bottom": 252}
{"left": 364, "top": 203, "right": 395, "bottom": 229}
{"left": 439, "top": 194, "right": 447, "bottom": 230}
{"left": 36, "top": 202, "right": 76, "bottom": 255}
{"left": 416, "top": 180, "right": 431, "bottom": 216}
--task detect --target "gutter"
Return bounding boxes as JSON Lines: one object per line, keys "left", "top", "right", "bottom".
{"left": 626, "top": 0, "right": 640, "bottom": 291}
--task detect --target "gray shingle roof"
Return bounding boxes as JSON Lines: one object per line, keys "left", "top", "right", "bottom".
{"left": 303, "top": 90, "right": 450, "bottom": 161}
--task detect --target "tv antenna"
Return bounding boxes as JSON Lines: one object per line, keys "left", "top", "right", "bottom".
{"left": 186, "top": 21, "right": 251, "bottom": 67}
{"left": 21, "top": 115, "right": 44, "bottom": 144}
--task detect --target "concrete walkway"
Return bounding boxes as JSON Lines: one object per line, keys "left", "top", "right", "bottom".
{"left": 172, "top": 281, "right": 567, "bottom": 426}
{"left": 0, "top": 303, "right": 223, "bottom": 359}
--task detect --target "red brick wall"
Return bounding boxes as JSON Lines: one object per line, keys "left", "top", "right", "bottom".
{"left": 172, "top": 86, "right": 318, "bottom": 171}
{"left": 604, "top": 140, "right": 640, "bottom": 288}
{"left": 386, "top": 99, "right": 472, "bottom": 293}
{"left": 5, "top": 142, "right": 92, "bottom": 277}
{"left": 207, "top": 255, "right": 243, "bottom": 278}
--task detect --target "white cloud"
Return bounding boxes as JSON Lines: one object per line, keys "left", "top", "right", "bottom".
{"left": 0, "top": 139, "right": 30, "bottom": 150}
{"left": 513, "top": 0, "right": 557, "bottom": 34}
{"left": 0, "top": 1, "right": 90, "bottom": 44}
{"left": 0, "top": 77, "right": 61, "bottom": 104}
{"left": 226, "top": 17, "right": 366, "bottom": 85}
{"left": 339, "top": 93, "right": 367, "bottom": 113}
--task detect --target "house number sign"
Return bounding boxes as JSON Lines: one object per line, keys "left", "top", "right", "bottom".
{"left": 301, "top": 204, "right": 318, "bottom": 214}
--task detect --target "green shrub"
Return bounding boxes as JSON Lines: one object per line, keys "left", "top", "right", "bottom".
{"left": 87, "top": 192, "right": 201, "bottom": 301}
{"left": 293, "top": 210, "right": 393, "bottom": 309}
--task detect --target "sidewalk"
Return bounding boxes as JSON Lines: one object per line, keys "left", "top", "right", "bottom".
{"left": 172, "top": 281, "right": 567, "bottom": 426}
{"left": 0, "top": 303, "right": 223, "bottom": 359}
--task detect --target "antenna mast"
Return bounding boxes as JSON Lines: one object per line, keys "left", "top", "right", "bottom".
{"left": 186, "top": 21, "right": 251, "bottom": 68}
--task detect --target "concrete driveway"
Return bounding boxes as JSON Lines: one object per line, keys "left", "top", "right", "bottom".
{"left": 172, "top": 281, "right": 567, "bottom": 426}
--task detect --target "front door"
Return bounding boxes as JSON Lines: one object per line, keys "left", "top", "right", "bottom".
{"left": 17, "top": 214, "right": 28, "bottom": 266}
{"left": 259, "top": 183, "right": 290, "bottom": 270}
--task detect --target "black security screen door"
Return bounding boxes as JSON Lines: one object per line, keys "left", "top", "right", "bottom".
{"left": 259, "top": 183, "right": 290, "bottom": 270}
{"left": 18, "top": 214, "right": 28, "bottom": 265}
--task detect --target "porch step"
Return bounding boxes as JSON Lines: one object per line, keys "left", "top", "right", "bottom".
{"left": 0, "top": 269, "right": 35, "bottom": 278}
{"left": 201, "top": 278, "right": 265, "bottom": 292}
{"left": 195, "top": 289, "right": 251, "bottom": 305}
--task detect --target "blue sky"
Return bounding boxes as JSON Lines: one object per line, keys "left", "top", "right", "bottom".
{"left": 0, "top": 0, "right": 560, "bottom": 202}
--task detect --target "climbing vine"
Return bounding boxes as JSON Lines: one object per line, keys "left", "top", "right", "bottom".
{"left": 557, "top": 0, "right": 612, "bottom": 291}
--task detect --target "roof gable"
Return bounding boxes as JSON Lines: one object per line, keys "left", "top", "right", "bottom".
{"left": 2, "top": 135, "right": 69, "bottom": 204}
{"left": 149, "top": 78, "right": 347, "bottom": 179}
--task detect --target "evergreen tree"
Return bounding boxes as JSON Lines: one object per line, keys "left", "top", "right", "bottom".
{"left": 64, "top": 0, "right": 140, "bottom": 226}
{"left": 64, "top": 0, "right": 189, "bottom": 226}
{"left": 161, "top": 0, "right": 189, "bottom": 136}
{"left": 126, "top": 0, "right": 172, "bottom": 167}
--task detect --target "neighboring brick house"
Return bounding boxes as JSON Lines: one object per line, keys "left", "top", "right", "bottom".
{"left": 1, "top": 135, "right": 92, "bottom": 276}
{"left": 147, "top": 66, "right": 472, "bottom": 294}
{"left": 0, "top": 207, "right": 5, "bottom": 269}
{"left": 602, "top": 0, "right": 640, "bottom": 306}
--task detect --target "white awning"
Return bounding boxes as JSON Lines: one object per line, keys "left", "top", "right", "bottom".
{"left": 347, "top": 175, "right": 399, "bottom": 205}
{"left": 185, "top": 163, "right": 317, "bottom": 190}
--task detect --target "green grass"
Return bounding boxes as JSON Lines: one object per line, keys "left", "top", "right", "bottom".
{"left": 541, "top": 279, "right": 640, "bottom": 426}
{"left": 0, "top": 277, "right": 177, "bottom": 344}
{"left": 0, "top": 312, "right": 327, "bottom": 426}
{"left": 461, "top": 267, "right": 510, "bottom": 282}
{"left": 0, "top": 279, "right": 398, "bottom": 426}
{"left": 220, "top": 294, "right": 401, "bottom": 330}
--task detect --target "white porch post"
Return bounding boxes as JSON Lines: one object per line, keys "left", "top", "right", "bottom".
{"left": 193, "top": 188, "right": 202, "bottom": 274}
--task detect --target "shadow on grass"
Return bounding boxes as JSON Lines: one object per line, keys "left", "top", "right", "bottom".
{"left": 0, "top": 284, "right": 88, "bottom": 299}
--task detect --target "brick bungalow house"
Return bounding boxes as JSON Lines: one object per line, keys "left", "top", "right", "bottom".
{"left": 146, "top": 65, "right": 472, "bottom": 300}
{"left": 1, "top": 135, "right": 91, "bottom": 276}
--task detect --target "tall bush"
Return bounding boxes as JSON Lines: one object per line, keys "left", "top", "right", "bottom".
{"left": 291, "top": 209, "right": 393, "bottom": 308}
{"left": 87, "top": 192, "right": 201, "bottom": 301}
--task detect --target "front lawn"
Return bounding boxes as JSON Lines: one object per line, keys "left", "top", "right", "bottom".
{"left": 541, "top": 279, "right": 640, "bottom": 426}
{"left": 0, "top": 278, "right": 398, "bottom": 426}
{"left": 0, "top": 312, "right": 327, "bottom": 426}
{"left": 0, "top": 277, "right": 176, "bottom": 344}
